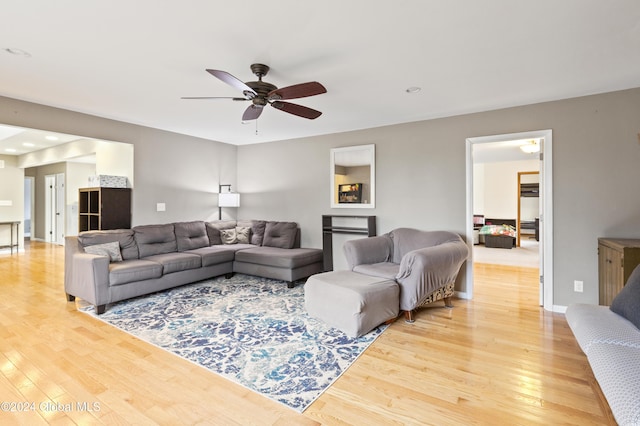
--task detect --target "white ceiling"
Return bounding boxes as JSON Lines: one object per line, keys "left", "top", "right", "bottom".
{"left": 1, "top": 1, "right": 640, "bottom": 149}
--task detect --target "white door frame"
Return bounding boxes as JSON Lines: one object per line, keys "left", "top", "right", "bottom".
{"left": 464, "top": 130, "right": 554, "bottom": 311}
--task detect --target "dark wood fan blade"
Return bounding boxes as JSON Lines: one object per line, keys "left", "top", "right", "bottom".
{"left": 268, "top": 82, "right": 327, "bottom": 100}
{"left": 271, "top": 101, "right": 322, "bottom": 119}
{"left": 206, "top": 69, "right": 257, "bottom": 98}
{"left": 242, "top": 105, "right": 263, "bottom": 121}
{"left": 181, "top": 96, "right": 248, "bottom": 101}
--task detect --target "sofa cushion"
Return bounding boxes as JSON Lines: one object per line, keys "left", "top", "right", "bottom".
{"left": 134, "top": 224, "right": 177, "bottom": 258}
{"left": 238, "top": 220, "right": 266, "bottom": 246}
{"left": 262, "top": 221, "right": 297, "bottom": 249}
{"left": 566, "top": 303, "right": 640, "bottom": 354}
{"left": 174, "top": 221, "right": 209, "bottom": 251}
{"left": 206, "top": 220, "right": 237, "bottom": 245}
{"left": 143, "top": 252, "right": 202, "bottom": 274}
{"left": 109, "top": 259, "right": 163, "bottom": 286}
{"left": 234, "top": 247, "right": 322, "bottom": 269}
{"left": 84, "top": 241, "right": 123, "bottom": 262}
{"left": 78, "top": 229, "right": 139, "bottom": 260}
{"left": 611, "top": 264, "right": 640, "bottom": 330}
{"left": 582, "top": 343, "right": 640, "bottom": 426}
{"left": 353, "top": 262, "right": 400, "bottom": 280}
{"left": 185, "top": 246, "right": 236, "bottom": 267}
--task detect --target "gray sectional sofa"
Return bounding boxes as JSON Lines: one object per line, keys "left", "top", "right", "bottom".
{"left": 65, "top": 220, "right": 323, "bottom": 314}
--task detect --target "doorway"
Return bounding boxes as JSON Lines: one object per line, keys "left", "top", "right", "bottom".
{"left": 465, "top": 130, "right": 554, "bottom": 310}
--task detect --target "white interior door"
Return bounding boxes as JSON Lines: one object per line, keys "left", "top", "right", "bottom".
{"left": 45, "top": 175, "right": 55, "bottom": 243}
{"left": 55, "top": 173, "right": 65, "bottom": 244}
{"left": 44, "top": 173, "right": 65, "bottom": 244}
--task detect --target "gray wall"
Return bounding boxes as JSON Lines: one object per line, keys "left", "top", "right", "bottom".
{"left": 238, "top": 87, "right": 640, "bottom": 307}
{"left": 0, "top": 96, "right": 238, "bottom": 227}
{"left": 2, "top": 88, "right": 640, "bottom": 307}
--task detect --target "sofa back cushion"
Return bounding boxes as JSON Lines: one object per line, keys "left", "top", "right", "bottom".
{"left": 174, "top": 221, "right": 209, "bottom": 251}
{"left": 262, "top": 221, "right": 298, "bottom": 249}
{"left": 206, "top": 220, "right": 237, "bottom": 245}
{"left": 390, "top": 228, "right": 462, "bottom": 263}
{"left": 237, "top": 220, "right": 266, "bottom": 246}
{"left": 78, "top": 229, "right": 139, "bottom": 260}
{"left": 134, "top": 224, "right": 177, "bottom": 258}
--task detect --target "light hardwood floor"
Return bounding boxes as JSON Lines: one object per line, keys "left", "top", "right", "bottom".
{"left": 0, "top": 241, "right": 614, "bottom": 425}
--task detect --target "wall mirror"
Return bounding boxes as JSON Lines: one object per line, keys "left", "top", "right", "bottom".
{"left": 330, "top": 144, "right": 375, "bottom": 208}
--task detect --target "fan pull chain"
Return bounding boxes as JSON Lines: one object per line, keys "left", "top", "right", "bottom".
{"left": 255, "top": 119, "right": 259, "bottom": 135}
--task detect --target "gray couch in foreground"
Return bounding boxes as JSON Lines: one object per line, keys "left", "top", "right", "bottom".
{"left": 65, "top": 220, "right": 323, "bottom": 314}
{"left": 342, "top": 228, "right": 469, "bottom": 322}
{"left": 566, "top": 264, "right": 640, "bottom": 426}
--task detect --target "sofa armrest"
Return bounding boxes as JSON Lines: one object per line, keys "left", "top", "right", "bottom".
{"left": 65, "top": 251, "right": 111, "bottom": 307}
{"left": 396, "top": 241, "right": 469, "bottom": 310}
{"left": 343, "top": 235, "right": 393, "bottom": 270}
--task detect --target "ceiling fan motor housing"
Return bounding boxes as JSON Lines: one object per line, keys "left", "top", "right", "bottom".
{"left": 246, "top": 80, "right": 277, "bottom": 107}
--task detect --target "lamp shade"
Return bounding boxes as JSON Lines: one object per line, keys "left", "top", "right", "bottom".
{"left": 218, "top": 192, "right": 240, "bottom": 207}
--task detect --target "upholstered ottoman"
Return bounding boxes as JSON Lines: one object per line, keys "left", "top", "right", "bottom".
{"left": 304, "top": 270, "right": 399, "bottom": 338}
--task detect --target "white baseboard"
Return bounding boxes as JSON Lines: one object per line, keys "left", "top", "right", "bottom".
{"left": 553, "top": 305, "right": 568, "bottom": 314}
{"left": 455, "top": 291, "right": 470, "bottom": 300}
{"left": 0, "top": 248, "right": 25, "bottom": 254}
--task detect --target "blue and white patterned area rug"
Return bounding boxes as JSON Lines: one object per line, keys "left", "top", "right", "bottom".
{"left": 80, "top": 274, "right": 386, "bottom": 412}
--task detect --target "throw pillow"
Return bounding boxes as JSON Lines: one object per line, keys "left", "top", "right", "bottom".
{"left": 610, "top": 263, "right": 640, "bottom": 330}
{"left": 84, "top": 241, "right": 123, "bottom": 262}
{"left": 262, "top": 221, "right": 297, "bottom": 249}
{"left": 236, "top": 226, "right": 251, "bottom": 244}
{"left": 220, "top": 228, "right": 237, "bottom": 244}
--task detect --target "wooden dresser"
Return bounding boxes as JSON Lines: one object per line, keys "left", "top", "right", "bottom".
{"left": 598, "top": 238, "right": 640, "bottom": 305}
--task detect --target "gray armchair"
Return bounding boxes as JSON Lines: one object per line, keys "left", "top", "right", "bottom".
{"left": 343, "top": 228, "right": 469, "bottom": 322}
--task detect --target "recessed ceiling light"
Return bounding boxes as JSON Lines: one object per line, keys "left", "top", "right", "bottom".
{"left": 406, "top": 86, "right": 421, "bottom": 94}
{"left": 5, "top": 148, "right": 17, "bottom": 153}
{"left": 45, "top": 135, "right": 59, "bottom": 141}
{"left": 4, "top": 48, "right": 31, "bottom": 57}
{"left": 23, "top": 142, "right": 35, "bottom": 147}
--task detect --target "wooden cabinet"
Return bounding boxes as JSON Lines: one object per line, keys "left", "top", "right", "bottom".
{"left": 598, "top": 238, "right": 640, "bottom": 305}
{"left": 79, "top": 187, "right": 131, "bottom": 232}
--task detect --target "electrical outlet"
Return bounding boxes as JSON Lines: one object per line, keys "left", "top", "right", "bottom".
{"left": 574, "top": 280, "right": 584, "bottom": 293}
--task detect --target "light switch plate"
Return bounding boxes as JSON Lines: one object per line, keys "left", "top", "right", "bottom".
{"left": 156, "top": 203, "right": 166, "bottom": 212}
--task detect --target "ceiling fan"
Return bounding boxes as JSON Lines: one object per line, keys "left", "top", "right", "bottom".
{"left": 182, "top": 63, "right": 327, "bottom": 121}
